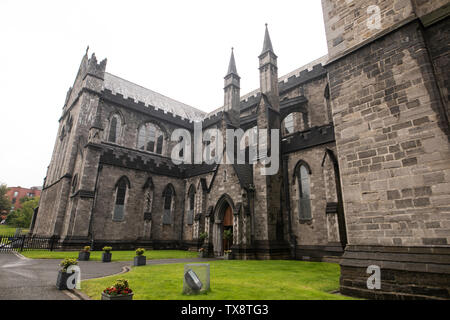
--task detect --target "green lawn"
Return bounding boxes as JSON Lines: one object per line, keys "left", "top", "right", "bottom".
{"left": 0, "top": 225, "right": 29, "bottom": 235}
{"left": 20, "top": 250, "right": 198, "bottom": 261}
{"left": 81, "top": 260, "right": 355, "bottom": 300}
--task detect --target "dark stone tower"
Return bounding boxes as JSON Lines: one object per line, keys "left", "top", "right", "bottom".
{"left": 252, "top": 25, "right": 289, "bottom": 259}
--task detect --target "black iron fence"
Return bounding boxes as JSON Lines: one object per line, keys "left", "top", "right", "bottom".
{"left": 0, "top": 234, "right": 59, "bottom": 253}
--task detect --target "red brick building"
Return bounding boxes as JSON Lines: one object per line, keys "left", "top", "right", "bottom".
{"left": 6, "top": 187, "right": 41, "bottom": 211}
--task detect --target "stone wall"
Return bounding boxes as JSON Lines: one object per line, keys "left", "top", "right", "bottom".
{"left": 413, "top": 0, "right": 450, "bottom": 20}
{"left": 328, "top": 21, "right": 450, "bottom": 247}
{"left": 91, "top": 164, "right": 185, "bottom": 242}
{"left": 100, "top": 99, "right": 185, "bottom": 159}
{"left": 286, "top": 143, "right": 344, "bottom": 260}
{"left": 325, "top": 16, "right": 450, "bottom": 298}
{"left": 281, "top": 75, "right": 330, "bottom": 129}
{"left": 424, "top": 17, "right": 450, "bottom": 128}
{"left": 321, "top": 0, "right": 415, "bottom": 59}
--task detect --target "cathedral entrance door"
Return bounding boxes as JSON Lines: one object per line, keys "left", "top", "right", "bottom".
{"left": 222, "top": 205, "right": 233, "bottom": 253}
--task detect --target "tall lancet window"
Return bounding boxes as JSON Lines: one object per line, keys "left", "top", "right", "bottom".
{"left": 162, "top": 184, "right": 175, "bottom": 225}
{"left": 187, "top": 185, "right": 195, "bottom": 225}
{"left": 108, "top": 114, "right": 121, "bottom": 143}
{"left": 113, "top": 176, "right": 130, "bottom": 221}
{"left": 143, "top": 177, "right": 154, "bottom": 220}
{"left": 295, "top": 161, "right": 312, "bottom": 220}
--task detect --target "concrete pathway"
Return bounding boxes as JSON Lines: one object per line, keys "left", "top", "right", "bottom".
{"left": 0, "top": 252, "right": 129, "bottom": 300}
{"left": 0, "top": 253, "right": 218, "bottom": 300}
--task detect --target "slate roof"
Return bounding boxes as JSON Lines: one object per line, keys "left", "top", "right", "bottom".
{"left": 103, "top": 72, "right": 207, "bottom": 121}
{"left": 232, "top": 163, "right": 254, "bottom": 189}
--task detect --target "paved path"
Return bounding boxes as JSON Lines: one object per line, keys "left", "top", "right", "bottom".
{"left": 0, "top": 253, "right": 218, "bottom": 300}
{"left": 0, "top": 253, "right": 129, "bottom": 300}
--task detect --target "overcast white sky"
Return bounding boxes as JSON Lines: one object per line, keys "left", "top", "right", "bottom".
{"left": 0, "top": 0, "right": 328, "bottom": 188}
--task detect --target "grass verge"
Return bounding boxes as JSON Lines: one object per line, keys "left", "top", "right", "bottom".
{"left": 20, "top": 250, "right": 198, "bottom": 261}
{"left": 81, "top": 260, "right": 355, "bottom": 300}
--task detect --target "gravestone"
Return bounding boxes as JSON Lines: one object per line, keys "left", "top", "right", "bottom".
{"left": 182, "top": 264, "right": 210, "bottom": 295}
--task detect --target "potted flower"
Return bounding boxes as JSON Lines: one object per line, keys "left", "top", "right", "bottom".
{"left": 199, "top": 232, "right": 208, "bottom": 245}
{"left": 223, "top": 229, "right": 233, "bottom": 248}
{"left": 78, "top": 246, "right": 91, "bottom": 261}
{"left": 224, "top": 250, "right": 233, "bottom": 260}
{"left": 102, "top": 279, "right": 133, "bottom": 300}
{"left": 102, "top": 246, "right": 112, "bottom": 262}
{"left": 134, "top": 248, "right": 146, "bottom": 266}
{"left": 56, "top": 258, "right": 78, "bottom": 290}
{"left": 198, "top": 247, "right": 205, "bottom": 258}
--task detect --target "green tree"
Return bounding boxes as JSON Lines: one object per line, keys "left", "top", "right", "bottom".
{"left": 0, "top": 184, "right": 12, "bottom": 214}
{"left": 6, "top": 196, "right": 39, "bottom": 228}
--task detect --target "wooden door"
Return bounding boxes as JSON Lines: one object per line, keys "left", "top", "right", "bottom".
{"left": 223, "top": 206, "right": 233, "bottom": 252}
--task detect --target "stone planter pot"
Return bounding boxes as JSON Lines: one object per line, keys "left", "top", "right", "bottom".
{"left": 78, "top": 251, "right": 90, "bottom": 261}
{"left": 56, "top": 270, "right": 74, "bottom": 290}
{"left": 134, "top": 255, "right": 146, "bottom": 266}
{"left": 101, "top": 292, "right": 134, "bottom": 300}
{"left": 224, "top": 253, "right": 233, "bottom": 260}
{"left": 198, "top": 251, "right": 204, "bottom": 258}
{"left": 102, "top": 252, "right": 112, "bottom": 262}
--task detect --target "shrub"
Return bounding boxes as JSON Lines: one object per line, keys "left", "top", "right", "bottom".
{"left": 104, "top": 279, "right": 133, "bottom": 296}
{"left": 135, "top": 248, "right": 145, "bottom": 256}
{"left": 103, "top": 246, "right": 112, "bottom": 253}
{"left": 223, "top": 229, "right": 233, "bottom": 240}
{"left": 59, "top": 258, "right": 78, "bottom": 272}
{"left": 82, "top": 246, "right": 90, "bottom": 252}
{"left": 199, "top": 232, "right": 208, "bottom": 241}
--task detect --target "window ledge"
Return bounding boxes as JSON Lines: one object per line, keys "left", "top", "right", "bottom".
{"left": 299, "top": 219, "right": 313, "bottom": 225}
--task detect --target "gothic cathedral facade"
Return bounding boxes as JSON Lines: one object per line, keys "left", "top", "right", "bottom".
{"left": 32, "top": 0, "right": 450, "bottom": 299}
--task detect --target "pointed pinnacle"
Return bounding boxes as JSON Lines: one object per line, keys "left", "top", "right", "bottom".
{"left": 227, "top": 47, "right": 238, "bottom": 75}
{"left": 261, "top": 23, "right": 274, "bottom": 54}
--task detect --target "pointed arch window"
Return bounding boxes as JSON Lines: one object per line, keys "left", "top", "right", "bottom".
{"left": 137, "top": 123, "right": 164, "bottom": 155}
{"left": 294, "top": 161, "right": 312, "bottom": 220}
{"left": 187, "top": 185, "right": 195, "bottom": 225}
{"left": 113, "top": 176, "right": 130, "bottom": 222}
{"left": 143, "top": 177, "right": 154, "bottom": 221}
{"left": 108, "top": 114, "right": 122, "bottom": 143}
{"left": 162, "top": 184, "right": 175, "bottom": 225}
{"left": 283, "top": 113, "right": 294, "bottom": 135}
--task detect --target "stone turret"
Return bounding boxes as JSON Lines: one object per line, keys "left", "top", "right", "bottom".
{"left": 223, "top": 48, "right": 241, "bottom": 128}
{"left": 259, "top": 24, "right": 279, "bottom": 111}
{"left": 252, "top": 25, "right": 289, "bottom": 259}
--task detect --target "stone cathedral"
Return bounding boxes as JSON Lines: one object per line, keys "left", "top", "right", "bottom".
{"left": 32, "top": 1, "right": 450, "bottom": 299}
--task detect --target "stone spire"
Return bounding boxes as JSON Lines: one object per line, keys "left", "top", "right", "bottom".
{"left": 227, "top": 47, "right": 238, "bottom": 76}
{"left": 224, "top": 48, "right": 241, "bottom": 127}
{"left": 259, "top": 24, "right": 279, "bottom": 110}
{"left": 261, "top": 23, "right": 274, "bottom": 55}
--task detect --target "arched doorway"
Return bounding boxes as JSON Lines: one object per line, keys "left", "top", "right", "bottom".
{"left": 212, "top": 194, "right": 235, "bottom": 256}
{"left": 222, "top": 204, "right": 233, "bottom": 252}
